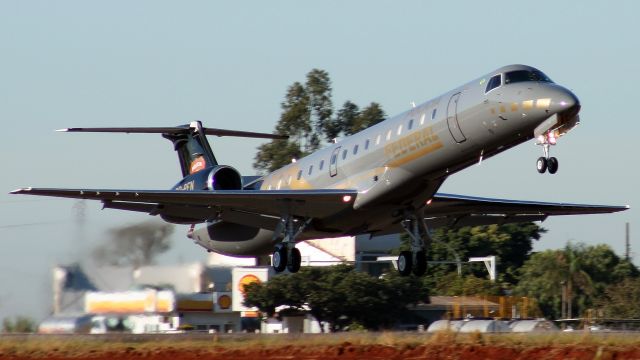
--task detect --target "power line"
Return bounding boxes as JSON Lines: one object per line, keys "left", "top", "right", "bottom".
{"left": 0, "top": 220, "right": 70, "bottom": 230}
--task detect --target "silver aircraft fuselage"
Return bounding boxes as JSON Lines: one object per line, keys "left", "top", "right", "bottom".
{"left": 193, "top": 64, "right": 580, "bottom": 255}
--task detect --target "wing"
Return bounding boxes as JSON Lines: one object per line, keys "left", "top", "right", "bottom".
{"left": 422, "top": 193, "right": 629, "bottom": 228}
{"left": 10, "top": 188, "right": 358, "bottom": 224}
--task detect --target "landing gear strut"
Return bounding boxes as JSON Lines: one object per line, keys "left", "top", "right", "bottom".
{"left": 272, "top": 216, "right": 310, "bottom": 273}
{"left": 536, "top": 131, "right": 559, "bottom": 174}
{"left": 398, "top": 211, "right": 431, "bottom": 276}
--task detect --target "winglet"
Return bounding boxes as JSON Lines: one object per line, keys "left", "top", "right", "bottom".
{"left": 55, "top": 128, "right": 70, "bottom": 132}
{"left": 9, "top": 187, "right": 31, "bottom": 194}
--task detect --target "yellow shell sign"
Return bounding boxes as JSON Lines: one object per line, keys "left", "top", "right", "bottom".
{"left": 238, "top": 274, "right": 261, "bottom": 294}
{"left": 218, "top": 294, "right": 231, "bottom": 309}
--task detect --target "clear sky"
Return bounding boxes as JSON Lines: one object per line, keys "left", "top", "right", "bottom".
{"left": 1, "top": 1, "right": 638, "bottom": 322}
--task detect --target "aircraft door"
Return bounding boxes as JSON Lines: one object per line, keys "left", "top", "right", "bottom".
{"left": 329, "top": 146, "right": 341, "bottom": 177}
{"left": 446, "top": 93, "right": 467, "bottom": 143}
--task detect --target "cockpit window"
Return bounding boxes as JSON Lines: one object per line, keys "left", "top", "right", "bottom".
{"left": 485, "top": 74, "right": 502, "bottom": 93}
{"left": 504, "top": 70, "right": 553, "bottom": 84}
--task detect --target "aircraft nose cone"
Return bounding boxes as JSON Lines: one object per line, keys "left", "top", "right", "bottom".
{"left": 550, "top": 87, "right": 579, "bottom": 113}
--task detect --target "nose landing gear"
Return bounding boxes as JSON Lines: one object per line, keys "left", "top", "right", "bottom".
{"left": 536, "top": 132, "right": 559, "bottom": 174}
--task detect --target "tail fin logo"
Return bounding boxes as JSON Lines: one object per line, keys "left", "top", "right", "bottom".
{"left": 190, "top": 156, "right": 207, "bottom": 174}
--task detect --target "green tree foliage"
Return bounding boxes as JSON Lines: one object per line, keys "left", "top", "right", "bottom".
{"left": 2, "top": 316, "right": 36, "bottom": 333}
{"left": 277, "top": 82, "right": 312, "bottom": 146}
{"left": 243, "top": 265, "right": 428, "bottom": 331}
{"left": 515, "top": 243, "right": 638, "bottom": 319}
{"left": 397, "top": 222, "right": 543, "bottom": 290}
{"left": 253, "top": 139, "right": 304, "bottom": 174}
{"left": 597, "top": 278, "right": 640, "bottom": 318}
{"left": 326, "top": 101, "right": 387, "bottom": 139}
{"left": 326, "top": 101, "right": 359, "bottom": 141}
{"left": 92, "top": 221, "right": 174, "bottom": 268}
{"left": 253, "top": 70, "right": 385, "bottom": 173}
{"left": 346, "top": 102, "right": 386, "bottom": 135}
{"left": 432, "top": 273, "right": 503, "bottom": 296}
{"left": 305, "top": 69, "right": 333, "bottom": 147}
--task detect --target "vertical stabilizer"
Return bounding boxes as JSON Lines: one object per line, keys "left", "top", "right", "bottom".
{"left": 163, "top": 121, "right": 218, "bottom": 177}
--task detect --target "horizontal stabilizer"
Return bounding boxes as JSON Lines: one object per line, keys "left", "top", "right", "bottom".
{"left": 57, "top": 125, "right": 287, "bottom": 140}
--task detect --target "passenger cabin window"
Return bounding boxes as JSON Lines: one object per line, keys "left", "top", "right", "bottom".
{"left": 485, "top": 74, "right": 502, "bottom": 93}
{"left": 297, "top": 170, "right": 302, "bottom": 180}
{"left": 308, "top": 165, "right": 313, "bottom": 175}
{"left": 353, "top": 144, "right": 359, "bottom": 155}
{"left": 364, "top": 139, "right": 370, "bottom": 150}
{"left": 397, "top": 124, "right": 402, "bottom": 135}
{"left": 331, "top": 154, "right": 337, "bottom": 164}
{"left": 386, "top": 130, "right": 392, "bottom": 141}
{"left": 431, "top": 108, "right": 437, "bottom": 120}
{"left": 342, "top": 149, "right": 347, "bottom": 160}
{"left": 319, "top": 160, "right": 324, "bottom": 170}
{"left": 376, "top": 134, "right": 381, "bottom": 145}
{"left": 420, "top": 113, "right": 425, "bottom": 125}
{"left": 504, "top": 70, "right": 553, "bottom": 84}
{"left": 408, "top": 119, "right": 414, "bottom": 130}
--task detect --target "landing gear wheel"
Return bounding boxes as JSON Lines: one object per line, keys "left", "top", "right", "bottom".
{"left": 536, "top": 157, "right": 548, "bottom": 174}
{"left": 272, "top": 245, "right": 287, "bottom": 273}
{"left": 412, "top": 250, "right": 427, "bottom": 276}
{"left": 547, "top": 157, "right": 559, "bottom": 174}
{"left": 287, "top": 247, "right": 301, "bottom": 273}
{"left": 398, "top": 251, "right": 413, "bottom": 276}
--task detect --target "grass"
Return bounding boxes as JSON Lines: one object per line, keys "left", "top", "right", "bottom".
{"left": 1, "top": 331, "right": 640, "bottom": 357}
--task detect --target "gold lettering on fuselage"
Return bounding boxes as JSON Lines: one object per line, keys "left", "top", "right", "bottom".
{"left": 384, "top": 126, "right": 442, "bottom": 167}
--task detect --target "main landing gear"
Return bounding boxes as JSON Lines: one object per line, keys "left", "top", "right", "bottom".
{"left": 397, "top": 211, "right": 431, "bottom": 276}
{"left": 536, "top": 131, "right": 559, "bottom": 174}
{"left": 272, "top": 216, "right": 311, "bottom": 273}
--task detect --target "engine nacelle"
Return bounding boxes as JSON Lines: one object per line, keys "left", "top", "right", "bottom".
{"left": 206, "top": 165, "right": 242, "bottom": 190}
{"left": 163, "top": 165, "right": 243, "bottom": 224}
{"left": 191, "top": 221, "right": 276, "bottom": 256}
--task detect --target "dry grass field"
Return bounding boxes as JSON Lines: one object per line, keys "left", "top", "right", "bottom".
{"left": 1, "top": 331, "right": 640, "bottom": 359}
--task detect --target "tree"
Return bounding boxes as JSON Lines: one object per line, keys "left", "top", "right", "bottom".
{"left": 243, "top": 265, "right": 428, "bottom": 331}
{"left": 276, "top": 82, "right": 312, "bottom": 148}
{"left": 2, "top": 316, "right": 36, "bottom": 333}
{"left": 597, "top": 278, "right": 640, "bottom": 318}
{"left": 514, "top": 243, "right": 638, "bottom": 319}
{"left": 432, "top": 273, "right": 502, "bottom": 297}
{"left": 514, "top": 249, "right": 564, "bottom": 318}
{"left": 92, "top": 221, "right": 174, "bottom": 268}
{"left": 326, "top": 101, "right": 359, "bottom": 141}
{"left": 254, "top": 139, "right": 304, "bottom": 173}
{"left": 305, "top": 69, "right": 333, "bottom": 146}
{"left": 396, "top": 222, "right": 544, "bottom": 289}
{"left": 327, "top": 101, "right": 387, "bottom": 138}
{"left": 346, "top": 102, "right": 386, "bottom": 135}
{"left": 253, "top": 70, "right": 385, "bottom": 173}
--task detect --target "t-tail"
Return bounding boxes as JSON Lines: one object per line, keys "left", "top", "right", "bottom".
{"left": 57, "top": 121, "right": 286, "bottom": 192}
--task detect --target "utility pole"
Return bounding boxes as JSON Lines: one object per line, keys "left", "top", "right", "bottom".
{"left": 560, "top": 281, "right": 566, "bottom": 319}
{"left": 625, "top": 222, "right": 631, "bottom": 261}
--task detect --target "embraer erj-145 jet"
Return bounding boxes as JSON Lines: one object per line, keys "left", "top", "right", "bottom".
{"left": 12, "top": 65, "right": 628, "bottom": 276}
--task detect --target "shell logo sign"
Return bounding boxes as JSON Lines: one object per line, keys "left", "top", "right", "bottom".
{"left": 217, "top": 294, "right": 231, "bottom": 310}
{"left": 238, "top": 274, "right": 261, "bottom": 294}
{"left": 231, "top": 267, "right": 271, "bottom": 312}
{"left": 189, "top": 156, "right": 206, "bottom": 174}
